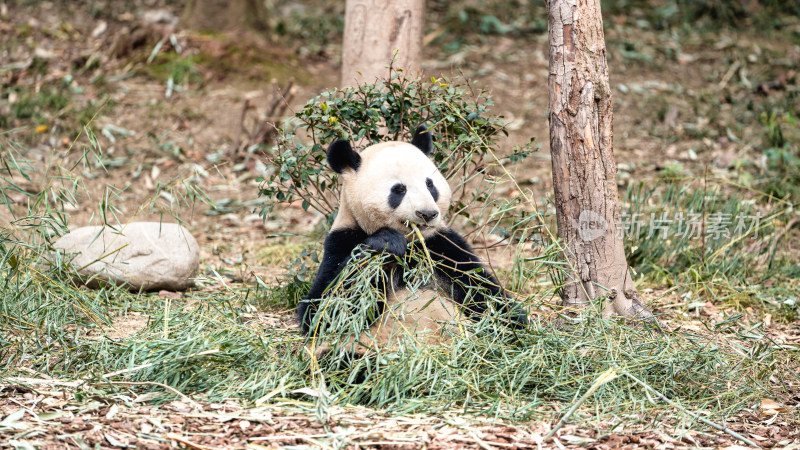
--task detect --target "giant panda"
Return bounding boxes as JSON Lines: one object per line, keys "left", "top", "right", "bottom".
{"left": 298, "top": 125, "right": 528, "bottom": 359}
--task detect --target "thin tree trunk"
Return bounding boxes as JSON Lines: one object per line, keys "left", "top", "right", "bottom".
{"left": 181, "top": 0, "right": 268, "bottom": 33}
{"left": 341, "top": 0, "right": 425, "bottom": 87}
{"left": 546, "top": 0, "right": 653, "bottom": 319}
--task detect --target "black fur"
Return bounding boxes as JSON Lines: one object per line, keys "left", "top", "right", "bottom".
{"left": 425, "top": 178, "right": 439, "bottom": 201}
{"left": 327, "top": 140, "right": 361, "bottom": 173}
{"left": 300, "top": 225, "right": 528, "bottom": 336}
{"left": 388, "top": 183, "right": 406, "bottom": 209}
{"left": 299, "top": 227, "right": 367, "bottom": 335}
{"left": 422, "top": 228, "right": 529, "bottom": 326}
{"left": 410, "top": 125, "right": 433, "bottom": 156}
{"left": 298, "top": 226, "right": 407, "bottom": 335}
{"left": 315, "top": 347, "right": 371, "bottom": 384}
{"left": 363, "top": 227, "right": 407, "bottom": 257}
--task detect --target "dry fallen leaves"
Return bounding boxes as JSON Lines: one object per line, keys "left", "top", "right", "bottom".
{"left": 759, "top": 398, "right": 792, "bottom": 416}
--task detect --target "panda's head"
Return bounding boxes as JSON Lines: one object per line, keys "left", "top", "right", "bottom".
{"left": 328, "top": 125, "right": 452, "bottom": 239}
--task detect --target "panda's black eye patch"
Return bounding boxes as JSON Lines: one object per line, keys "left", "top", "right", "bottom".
{"left": 426, "top": 178, "right": 439, "bottom": 201}
{"left": 388, "top": 183, "right": 406, "bottom": 209}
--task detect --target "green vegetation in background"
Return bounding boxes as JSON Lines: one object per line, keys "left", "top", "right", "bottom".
{"left": 419, "top": 0, "right": 800, "bottom": 53}
{"left": 603, "top": 0, "right": 800, "bottom": 30}
{"left": 620, "top": 109, "right": 800, "bottom": 319}
{"left": 272, "top": 1, "right": 345, "bottom": 57}
{"left": 255, "top": 242, "right": 316, "bottom": 311}
{"left": 757, "top": 112, "right": 800, "bottom": 204}
{"left": 622, "top": 174, "right": 798, "bottom": 321}
{"left": 145, "top": 53, "right": 202, "bottom": 85}
{"left": 1, "top": 76, "right": 108, "bottom": 134}
{"left": 258, "top": 69, "right": 536, "bottom": 229}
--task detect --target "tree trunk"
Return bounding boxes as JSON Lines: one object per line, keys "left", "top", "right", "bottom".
{"left": 341, "top": 0, "right": 425, "bottom": 87}
{"left": 546, "top": 0, "right": 653, "bottom": 320}
{"left": 181, "top": 0, "right": 268, "bottom": 33}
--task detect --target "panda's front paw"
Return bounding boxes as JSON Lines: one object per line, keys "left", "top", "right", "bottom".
{"left": 364, "top": 228, "right": 407, "bottom": 257}
{"left": 505, "top": 303, "right": 530, "bottom": 328}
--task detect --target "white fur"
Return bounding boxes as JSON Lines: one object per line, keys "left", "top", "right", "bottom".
{"left": 333, "top": 142, "right": 452, "bottom": 239}
{"left": 324, "top": 286, "right": 461, "bottom": 356}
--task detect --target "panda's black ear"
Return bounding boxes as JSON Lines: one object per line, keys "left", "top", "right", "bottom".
{"left": 327, "top": 140, "right": 361, "bottom": 174}
{"left": 410, "top": 125, "right": 433, "bottom": 156}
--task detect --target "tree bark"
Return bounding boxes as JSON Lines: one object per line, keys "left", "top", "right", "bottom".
{"left": 546, "top": 0, "right": 653, "bottom": 319}
{"left": 181, "top": 0, "right": 268, "bottom": 33}
{"left": 341, "top": 0, "right": 425, "bottom": 87}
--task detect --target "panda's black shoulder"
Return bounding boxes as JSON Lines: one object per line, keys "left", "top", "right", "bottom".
{"left": 323, "top": 227, "right": 369, "bottom": 254}
{"left": 423, "top": 228, "right": 474, "bottom": 259}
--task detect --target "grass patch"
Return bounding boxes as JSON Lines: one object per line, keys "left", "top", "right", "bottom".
{"left": 297, "top": 250, "right": 771, "bottom": 422}
{"left": 757, "top": 112, "right": 800, "bottom": 204}
{"left": 3, "top": 84, "right": 72, "bottom": 131}
{"left": 623, "top": 178, "right": 799, "bottom": 321}
{"left": 2, "top": 78, "right": 112, "bottom": 139}
{"left": 257, "top": 240, "right": 308, "bottom": 267}
{"left": 252, "top": 239, "right": 316, "bottom": 310}
{"left": 144, "top": 53, "right": 203, "bottom": 85}
{"left": 0, "top": 205, "right": 781, "bottom": 421}
{"left": 0, "top": 256, "right": 780, "bottom": 428}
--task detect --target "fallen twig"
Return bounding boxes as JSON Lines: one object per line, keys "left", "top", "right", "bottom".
{"left": 166, "top": 433, "right": 212, "bottom": 450}
{"left": 108, "top": 380, "right": 203, "bottom": 411}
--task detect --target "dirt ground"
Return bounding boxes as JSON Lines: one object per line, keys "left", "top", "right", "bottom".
{"left": 2, "top": 389, "right": 799, "bottom": 449}
{"left": 2, "top": 0, "right": 799, "bottom": 448}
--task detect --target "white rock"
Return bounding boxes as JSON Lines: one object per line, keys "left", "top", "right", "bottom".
{"left": 141, "top": 9, "right": 178, "bottom": 26}
{"left": 91, "top": 20, "right": 108, "bottom": 38}
{"left": 54, "top": 222, "right": 199, "bottom": 291}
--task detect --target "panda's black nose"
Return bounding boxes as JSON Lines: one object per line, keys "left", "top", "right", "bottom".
{"left": 416, "top": 210, "right": 439, "bottom": 223}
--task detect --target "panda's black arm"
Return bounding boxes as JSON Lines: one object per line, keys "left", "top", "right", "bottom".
{"left": 299, "top": 227, "right": 368, "bottom": 335}
{"left": 424, "top": 228, "right": 529, "bottom": 326}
